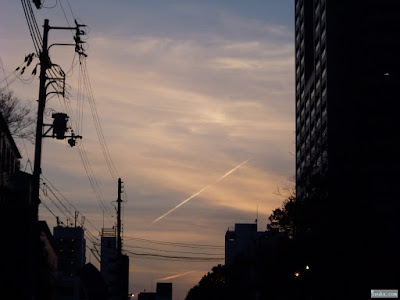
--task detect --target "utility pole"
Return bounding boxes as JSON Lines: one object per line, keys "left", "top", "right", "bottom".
{"left": 29, "top": 18, "right": 86, "bottom": 299}
{"left": 117, "top": 178, "right": 123, "bottom": 256}
{"left": 29, "top": 19, "right": 50, "bottom": 300}
{"left": 32, "top": 18, "right": 49, "bottom": 219}
{"left": 116, "top": 178, "right": 128, "bottom": 300}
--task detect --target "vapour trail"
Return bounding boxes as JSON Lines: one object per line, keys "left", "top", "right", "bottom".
{"left": 152, "top": 160, "right": 249, "bottom": 224}
{"left": 156, "top": 271, "right": 196, "bottom": 281}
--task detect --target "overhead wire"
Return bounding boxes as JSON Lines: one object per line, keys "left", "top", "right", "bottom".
{"left": 123, "top": 244, "right": 224, "bottom": 256}
{"left": 78, "top": 56, "right": 119, "bottom": 182}
{"left": 123, "top": 236, "right": 224, "bottom": 249}
{"left": 21, "top": 0, "right": 120, "bottom": 231}
{"left": 56, "top": 0, "right": 118, "bottom": 218}
{"left": 18, "top": 0, "right": 115, "bottom": 269}
{"left": 41, "top": 173, "right": 104, "bottom": 241}
{"left": 123, "top": 249, "right": 224, "bottom": 262}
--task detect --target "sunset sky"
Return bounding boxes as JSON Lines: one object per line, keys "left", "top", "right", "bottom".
{"left": 0, "top": 1, "right": 294, "bottom": 298}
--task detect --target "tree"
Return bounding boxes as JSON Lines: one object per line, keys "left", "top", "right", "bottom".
{"left": 269, "top": 183, "right": 297, "bottom": 236}
{"left": 0, "top": 90, "right": 35, "bottom": 142}
{"left": 185, "top": 265, "right": 227, "bottom": 300}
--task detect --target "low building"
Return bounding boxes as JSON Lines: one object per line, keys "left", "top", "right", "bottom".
{"left": 156, "top": 282, "right": 172, "bottom": 300}
{"left": 137, "top": 283, "right": 172, "bottom": 300}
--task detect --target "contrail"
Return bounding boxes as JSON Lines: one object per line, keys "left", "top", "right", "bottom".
{"left": 152, "top": 160, "right": 249, "bottom": 224}
{"left": 156, "top": 271, "right": 196, "bottom": 281}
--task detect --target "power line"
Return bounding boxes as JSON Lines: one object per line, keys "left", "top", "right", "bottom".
{"left": 41, "top": 174, "right": 104, "bottom": 243}
{"left": 123, "top": 243, "right": 224, "bottom": 256}
{"left": 78, "top": 56, "right": 120, "bottom": 182}
{"left": 124, "top": 249, "right": 224, "bottom": 262}
{"left": 123, "top": 236, "right": 224, "bottom": 249}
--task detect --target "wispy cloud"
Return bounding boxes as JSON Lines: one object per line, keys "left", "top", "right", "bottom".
{"left": 2, "top": 2, "right": 295, "bottom": 298}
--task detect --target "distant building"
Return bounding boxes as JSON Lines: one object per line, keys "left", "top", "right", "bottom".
{"left": 225, "top": 223, "right": 263, "bottom": 265}
{"left": 138, "top": 292, "right": 156, "bottom": 300}
{"left": 53, "top": 225, "right": 86, "bottom": 299}
{"left": 224, "top": 223, "right": 293, "bottom": 299}
{"left": 100, "top": 227, "right": 129, "bottom": 299}
{"left": 137, "top": 283, "right": 172, "bottom": 300}
{"left": 100, "top": 227, "right": 117, "bottom": 288}
{"left": 156, "top": 282, "right": 172, "bottom": 300}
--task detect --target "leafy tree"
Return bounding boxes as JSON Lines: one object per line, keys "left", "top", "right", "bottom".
{"left": 0, "top": 90, "right": 35, "bottom": 142}
{"left": 185, "top": 265, "right": 227, "bottom": 300}
{"left": 269, "top": 183, "right": 297, "bottom": 236}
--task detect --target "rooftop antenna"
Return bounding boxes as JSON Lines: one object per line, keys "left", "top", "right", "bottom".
{"left": 74, "top": 211, "right": 79, "bottom": 228}
{"left": 255, "top": 203, "right": 259, "bottom": 230}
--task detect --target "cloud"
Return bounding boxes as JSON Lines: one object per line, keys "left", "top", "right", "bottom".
{"left": 2, "top": 3, "right": 295, "bottom": 298}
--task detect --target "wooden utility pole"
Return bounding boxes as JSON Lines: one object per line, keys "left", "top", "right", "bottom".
{"left": 32, "top": 18, "right": 50, "bottom": 219}
{"left": 30, "top": 18, "right": 86, "bottom": 299}
{"left": 117, "top": 178, "right": 123, "bottom": 256}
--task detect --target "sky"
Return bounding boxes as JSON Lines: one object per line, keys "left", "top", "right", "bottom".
{"left": 0, "top": 1, "right": 294, "bottom": 299}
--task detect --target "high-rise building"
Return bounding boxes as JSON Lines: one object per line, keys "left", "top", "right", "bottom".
{"left": 53, "top": 225, "right": 86, "bottom": 299}
{"left": 295, "top": 0, "right": 400, "bottom": 292}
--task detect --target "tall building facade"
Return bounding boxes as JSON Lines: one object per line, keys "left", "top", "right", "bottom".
{"left": 53, "top": 225, "right": 86, "bottom": 299}
{"left": 295, "top": 0, "right": 400, "bottom": 293}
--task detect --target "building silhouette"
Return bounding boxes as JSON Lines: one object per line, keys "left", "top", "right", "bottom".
{"left": 156, "top": 282, "right": 172, "bottom": 300}
{"left": 1, "top": 111, "right": 57, "bottom": 299}
{"left": 225, "top": 223, "right": 262, "bottom": 266}
{"left": 101, "top": 227, "right": 118, "bottom": 290}
{"left": 53, "top": 225, "right": 86, "bottom": 299}
{"left": 137, "top": 283, "right": 172, "bottom": 300}
{"left": 295, "top": 0, "right": 400, "bottom": 294}
{"left": 100, "top": 227, "right": 129, "bottom": 300}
